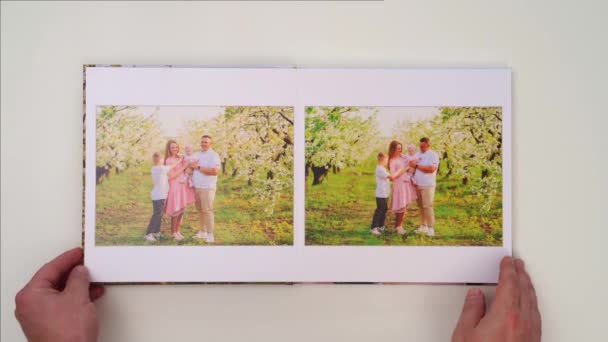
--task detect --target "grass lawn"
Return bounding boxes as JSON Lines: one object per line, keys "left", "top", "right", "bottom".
{"left": 305, "top": 156, "right": 502, "bottom": 246}
{"left": 95, "top": 165, "right": 293, "bottom": 246}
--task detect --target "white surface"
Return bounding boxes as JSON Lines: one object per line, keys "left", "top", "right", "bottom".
{"left": 1, "top": 1, "right": 607, "bottom": 341}
{"left": 85, "top": 67, "right": 510, "bottom": 283}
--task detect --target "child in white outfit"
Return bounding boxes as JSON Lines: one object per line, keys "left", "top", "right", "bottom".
{"left": 370, "top": 152, "right": 390, "bottom": 236}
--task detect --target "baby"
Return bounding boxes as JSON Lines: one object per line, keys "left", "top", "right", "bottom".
{"left": 402, "top": 144, "right": 419, "bottom": 185}
{"left": 180, "top": 144, "right": 199, "bottom": 187}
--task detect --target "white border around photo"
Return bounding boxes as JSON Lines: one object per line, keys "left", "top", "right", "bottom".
{"left": 84, "top": 66, "right": 511, "bottom": 283}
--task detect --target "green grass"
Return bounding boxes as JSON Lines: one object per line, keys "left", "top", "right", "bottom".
{"left": 305, "top": 156, "right": 502, "bottom": 246}
{"left": 95, "top": 165, "right": 293, "bottom": 246}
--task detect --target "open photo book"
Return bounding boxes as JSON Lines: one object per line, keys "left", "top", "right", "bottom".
{"left": 83, "top": 66, "right": 512, "bottom": 283}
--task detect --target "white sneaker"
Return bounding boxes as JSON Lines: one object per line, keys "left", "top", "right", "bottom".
{"left": 396, "top": 226, "right": 406, "bottom": 235}
{"left": 426, "top": 228, "right": 435, "bottom": 237}
{"left": 144, "top": 233, "right": 157, "bottom": 242}
{"left": 194, "top": 231, "right": 207, "bottom": 240}
{"left": 153, "top": 232, "right": 161, "bottom": 239}
{"left": 173, "top": 233, "right": 184, "bottom": 241}
{"left": 205, "top": 233, "right": 214, "bottom": 243}
{"left": 370, "top": 227, "right": 381, "bottom": 236}
{"left": 416, "top": 225, "right": 428, "bottom": 234}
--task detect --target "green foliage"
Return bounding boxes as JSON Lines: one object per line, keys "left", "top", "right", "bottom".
{"left": 394, "top": 107, "right": 503, "bottom": 212}
{"left": 96, "top": 106, "right": 162, "bottom": 171}
{"left": 305, "top": 107, "right": 379, "bottom": 177}
{"left": 305, "top": 154, "right": 502, "bottom": 246}
{"left": 96, "top": 165, "right": 293, "bottom": 246}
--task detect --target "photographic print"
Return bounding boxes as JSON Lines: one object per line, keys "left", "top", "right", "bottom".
{"left": 95, "top": 105, "right": 294, "bottom": 246}
{"left": 305, "top": 106, "right": 503, "bottom": 246}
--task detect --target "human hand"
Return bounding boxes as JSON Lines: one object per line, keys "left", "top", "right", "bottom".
{"left": 409, "top": 160, "right": 417, "bottom": 167}
{"left": 15, "top": 248, "right": 105, "bottom": 342}
{"left": 451, "top": 257, "right": 541, "bottom": 342}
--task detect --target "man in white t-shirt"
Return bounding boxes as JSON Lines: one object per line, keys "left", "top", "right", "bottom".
{"left": 189, "top": 135, "right": 221, "bottom": 243}
{"left": 410, "top": 137, "right": 440, "bottom": 237}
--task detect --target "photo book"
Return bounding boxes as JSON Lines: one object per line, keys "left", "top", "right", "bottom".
{"left": 83, "top": 66, "right": 511, "bottom": 284}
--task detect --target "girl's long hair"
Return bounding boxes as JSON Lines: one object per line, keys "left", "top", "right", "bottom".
{"left": 387, "top": 140, "right": 402, "bottom": 171}
{"left": 164, "top": 139, "right": 179, "bottom": 165}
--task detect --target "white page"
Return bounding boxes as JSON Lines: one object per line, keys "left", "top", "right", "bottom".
{"left": 84, "top": 66, "right": 511, "bottom": 283}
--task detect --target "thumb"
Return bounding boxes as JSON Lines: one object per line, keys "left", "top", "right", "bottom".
{"left": 63, "top": 265, "right": 91, "bottom": 301}
{"left": 456, "top": 288, "right": 486, "bottom": 331}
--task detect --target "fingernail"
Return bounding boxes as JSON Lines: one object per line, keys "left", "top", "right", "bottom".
{"left": 467, "top": 288, "right": 482, "bottom": 297}
{"left": 74, "top": 265, "right": 89, "bottom": 276}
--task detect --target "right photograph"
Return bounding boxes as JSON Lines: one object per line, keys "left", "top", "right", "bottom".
{"left": 305, "top": 106, "right": 503, "bottom": 246}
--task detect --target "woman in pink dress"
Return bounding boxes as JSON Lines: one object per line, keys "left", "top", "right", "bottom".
{"left": 162, "top": 139, "right": 194, "bottom": 241}
{"left": 387, "top": 140, "right": 417, "bottom": 236}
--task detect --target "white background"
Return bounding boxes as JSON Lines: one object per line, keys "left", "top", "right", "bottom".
{"left": 1, "top": 1, "right": 607, "bottom": 341}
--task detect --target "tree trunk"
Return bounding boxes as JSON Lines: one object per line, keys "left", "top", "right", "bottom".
{"left": 221, "top": 160, "right": 226, "bottom": 176}
{"left": 267, "top": 170, "right": 274, "bottom": 179}
{"left": 312, "top": 165, "right": 328, "bottom": 185}
{"left": 96, "top": 166, "right": 110, "bottom": 184}
{"left": 247, "top": 169, "right": 255, "bottom": 186}
{"left": 443, "top": 151, "right": 453, "bottom": 177}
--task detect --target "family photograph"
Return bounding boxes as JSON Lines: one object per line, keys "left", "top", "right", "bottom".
{"left": 305, "top": 106, "right": 503, "bottom": 246}
{"left": 95, "top": 105, "right": 294, "bottom": 246}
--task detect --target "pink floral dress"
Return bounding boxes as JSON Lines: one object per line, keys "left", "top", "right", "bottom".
{"left": 389, "top": 156, "right": 417, "bottom": 213}
{"left": 163, "top": 156, "right": 195, "bottom": 216}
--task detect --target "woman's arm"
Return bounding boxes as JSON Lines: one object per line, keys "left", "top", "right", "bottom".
{"left": 167, "top": 160, "right": 182, "bottom": 169}
{"left": 168, "top": 159, "right": 188, "bottom": 180}
{"left": 390, "top": 168, "right": 406, "bottom": 179}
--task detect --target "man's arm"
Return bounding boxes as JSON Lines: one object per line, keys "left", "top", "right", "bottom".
{"left": 198, "top": 166, "right": 219, "bottom": 176}
{"left": 417, "top": 164, "right": 437, "bottom": 173}
{"left": 415, "top": 153, "right": 439, "bottom": 173}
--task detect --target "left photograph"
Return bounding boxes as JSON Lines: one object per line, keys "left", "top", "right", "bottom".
{"left": 94, "top": 105, "right": 294, "bottom": 246}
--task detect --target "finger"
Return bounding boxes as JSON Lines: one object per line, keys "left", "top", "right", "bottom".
{"left": 514, "top": 260, "right": 532, "bottom": 316}
{"left": 89, "top": 285, "right": 106, "bottom": 302}
{"left": 63, "top": 265, "right": 91, "bottom": 301}
{"left": 456, "top": 288, "right": 486, "bottom": 331}
{"left": 27, "top": 248, "right": 83, "bottom": 289}
{"left": 492, "top": 256, "right": 520, "bottom": 314}
{"left": 514, "top": 259, "right": 542, "bottom": 340}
